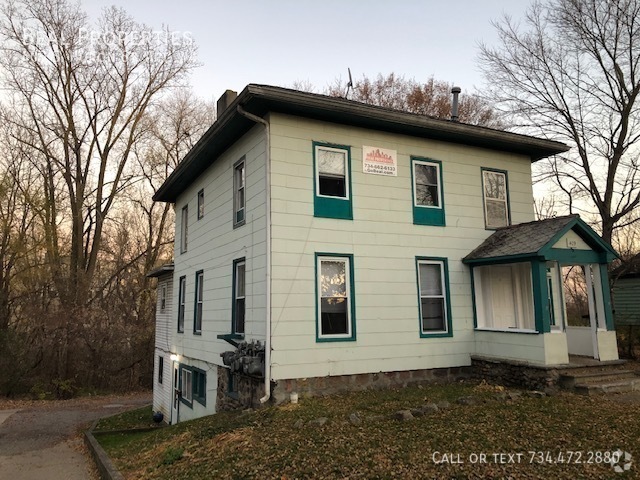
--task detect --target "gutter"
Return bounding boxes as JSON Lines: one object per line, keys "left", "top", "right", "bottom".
{"left": 236, "top": 105, "right": 272, "bottom": 404}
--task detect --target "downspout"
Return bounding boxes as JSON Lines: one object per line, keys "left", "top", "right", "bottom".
{"left": 237, "top": 105, "right": 272, "bottom": 404}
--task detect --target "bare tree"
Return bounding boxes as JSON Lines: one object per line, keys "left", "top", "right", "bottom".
{"left": 326, "top": 73, "right": 504, "bottom": 128}
{"left": 479, "top": 0, "right": 640, "bottom": 245}
{"left": 0, "top": 0, "right": 198, "bottom": 307}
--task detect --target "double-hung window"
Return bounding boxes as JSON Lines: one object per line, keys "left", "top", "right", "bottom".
{"left": 194, "top": 271, "right": 203, "bottom": 334}
{"left": 482, "top": 169, "right": 509, "bottom": 229}
{"left": 180, "top": 205, "right": 188, "bottom": 253}
{"left": 416, "top": 257, "right": 452, "bottom": 337}
{"left": 411, "top": 157, "right": 445, "bottom": 226}
{"left": 177, "top": 276, "right": 186, "bottom": 333}
{"left": 232, "top": 259, "right": 245, "bottom": 335}
{"left": 233, "top": 158, "right": 246, "bottom": 228}
{"left": 316, "top": 254, "right": 356, "bottom": 341}
{"left": 157, "top": 356, "right": 164, "bottom": 385}
{"left": 192, "top": 368, "right": 206, "bottom": 406}
{"left": 313, "top": 142, "right": 353, "bottom": 220}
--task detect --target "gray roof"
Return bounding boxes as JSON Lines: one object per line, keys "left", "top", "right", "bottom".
{"left": 154, "top": 84, "right": 569, "bottom": 203}
{"left": 146, "top": 263, "right": 174, "bottom": 278}
{"left": 464, "top": 215, "right": 580, "bottom": 261}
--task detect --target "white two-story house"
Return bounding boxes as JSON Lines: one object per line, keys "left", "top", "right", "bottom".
{"left": 149, "top": 84, "right": 618, "bottom": 423}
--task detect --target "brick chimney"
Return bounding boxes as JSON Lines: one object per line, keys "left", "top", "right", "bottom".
{"left": 216, "top": 89, "right": 237, "bottom": 116}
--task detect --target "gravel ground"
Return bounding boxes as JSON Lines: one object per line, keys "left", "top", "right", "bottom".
{"left": 0, "top": 392, "right": 151, "bottom": 480}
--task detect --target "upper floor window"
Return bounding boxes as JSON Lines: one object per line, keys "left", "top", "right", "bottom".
{"left": 313, "top": 142, "right": 353, "bottom": 220}
{"left": 316, "top": 254, "right": 356, "bottom": 342}
{"left": 233, "top": 158, "right": 246, "bottom": 228}
{"left": 232, "top": 259, "right": 246, "bottom": 335}
{"left": 197, "top": 189, "right": 204, "bottom": 220}
{"left": 194, "top": 271, "right": 203, "bottom": 334}
{"left": 177, "top": 276, "right": 186, "bottom": 333}
{"left": 160, "top": 284, "right": 166, "bottom": 311}
{"left": 416, "top": 257, "right": 452, "bottom": 337}
{"left": 411, "top": 157, "right": 445, "bottom": 226}
{"left": 482, "top": 169, "right": 509, "bottom": 229}
{"left": 180, "top": 205, "right": 188, "bottom": 253}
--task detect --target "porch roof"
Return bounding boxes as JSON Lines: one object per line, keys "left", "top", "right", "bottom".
{"left": 146, "top": 262, "right": 174, "bottom": 278}
{"left": 463, "top": 215, "right": 618, "bottom": 266}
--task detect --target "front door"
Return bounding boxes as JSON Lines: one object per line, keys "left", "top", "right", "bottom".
{"left": 171, "top": 363, "right": 179, "bottom": 424}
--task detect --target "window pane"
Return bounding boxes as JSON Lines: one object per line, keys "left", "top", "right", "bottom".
{"left": 484, "top": 172, "right": 506, "bottom": 200}
{"left": 235, "top": 163, "right": 245, "bottom": 188}
{"left": 197, "top": 274, "right": 203, "bottom": 300}
{"left": 321, "top": 261, "right": 346, "bottom": 297}
{"left": 236, "top": 263, "right": 245, "bottom": 297}
{"left": 421, "top": 298, "right": 445, "bottom": 331}
{"left": 319, "top": 176, "right": 346, "bottom": 197}
{"left": 318, "top": 149, "right": 345, "bottom": 175}
{"left": 235, "top": 298, "right": 245, "bottom": 333}
{"left": 486, "top": 199, "right": 508, "bottom": 227}
{"left": 419, "top": 263, "right": 442, "bottom": 296}
{"left": 415, "top": 163, "right": 437, "bottom": 186}
{"left": 321, "top": 297, "right": 348, "bottom": 334}
{"left": 415, "top": 184, "right": 439, "bottom": 207}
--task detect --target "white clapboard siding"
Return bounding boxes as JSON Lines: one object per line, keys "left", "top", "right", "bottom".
{"left": 153, "top": 274, "right": 173, "bottom": 419}
{"left": 268, "top": 113, "right": 536, "bottom": 381}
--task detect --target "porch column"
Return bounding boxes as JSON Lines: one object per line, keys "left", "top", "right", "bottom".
{"left": 598, "top": 263, "right": 615, "bottom": 331}
{"left": 531, "top": 259, "right": 551, "bottom": 333}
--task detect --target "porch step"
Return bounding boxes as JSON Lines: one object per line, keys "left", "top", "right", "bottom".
{"left": 560, "top": 370, "right": 640, "bottom": 395}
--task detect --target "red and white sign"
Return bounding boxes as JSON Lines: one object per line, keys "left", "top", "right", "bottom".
{"left": 363, "top": 145, "right": 397, "bottom": 176}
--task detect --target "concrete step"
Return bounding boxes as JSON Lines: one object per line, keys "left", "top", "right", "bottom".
{"left": 573, "top": 378, "right": 640, "bottom": 396}
{"left": 558, "top": 370, "right": 638, "bottom": 389}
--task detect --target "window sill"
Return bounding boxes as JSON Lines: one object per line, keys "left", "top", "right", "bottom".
{"left": 193, "top": 331, "right": 202, "bottom": 336}
{"left": 419, "top": 331, "right": 452, "bottom": 338}
{"left": 217, "top": 333, "right": 244, "bottom": 347}
{"left": 475, "top": 328, "right": 539, "bottom": 334}
{"left": 316, "top": 335, "right": 356, "bottom": 343}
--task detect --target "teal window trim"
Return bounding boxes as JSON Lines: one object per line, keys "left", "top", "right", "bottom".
{"left": 178, "top": 365, "right": 193, "bottom": 407}
{"left": 177, "top": 275, "right": 186, "bottom": 333}
{"left": 531, "top": 259, "right": 550, "bottom": 333}
{"left": 192, "top": 367, "right": 206, "bottom": 407}
{"left": 197, "top": 189, "right": 204, "bottom": 220}
{"left": 312, "top": 142, "right": 353, "bottom": 220}
{"left": 481, "top": 167, "right": 510, "bottom": 230}
{"left": 232, "top": 258, "right": 246, "bottom": 335}
{"left": 599, "top": 263, "right": 615, "bottom": 331}
{"left": 233, "top": 157, "right": 246, "bottom": 228}
{"left": 180, "top": 204, "right": 188, "bottom": 253}
{"left": 411, "top": 157, "right": 445, "bottom": 226}
{"left": 469, "top": 266, "right": 478, "bottom": 329}
{"left": 315, "top": 253, "right": 356, "bottom": 342}
{"left": 193, "top": 270, "right": 203, "bottom": 335}
{"left": 415, "top": 257, "right": 453, "bottom": 338}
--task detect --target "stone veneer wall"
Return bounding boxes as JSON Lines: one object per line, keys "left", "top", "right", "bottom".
{"left": 470, "top": 356, "right": 561, "bottom": 390}
{"left": 216, "top": 366, "right": 265, "bottom": 411}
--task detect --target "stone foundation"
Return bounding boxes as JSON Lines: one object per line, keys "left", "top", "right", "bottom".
{"left": 471, "top": 355, "right": 561, "bottom": 390}
{"left": 216, "top": 366, "right": 265, "bottom": 411}
{"left": 271, "top": 366, "right": 472, "bottom": 404}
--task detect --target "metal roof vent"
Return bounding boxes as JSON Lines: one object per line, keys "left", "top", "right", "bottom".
{"left": 451, "top": 86, "right": 461, "bottom": 122}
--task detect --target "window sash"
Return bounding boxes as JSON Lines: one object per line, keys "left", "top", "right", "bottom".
{"left": 413, "top": 161, "right": 441, "bottom": 208}
{"left": 234, "top": 161, "right": 245, "bottom": 225}
{"left": 181, "top": 369, "right": 192, "bottom": 402}
{"left": 197, "top": 190, "right": 204, "bottom": 219}
{"left": 483, "top": 171, "right": 508, "bottom": 228}
{"left": 315, "top": 146, "right": 349, "bottom": 199}
{"left": 317, "top": 256, "right": 351, "bottom": 338}
{"left": 180, "top": 206, "right": 188, "bottom": 253}
{"left": 160, "top": 285, "right": 166, "bottom": 310}
{"left": 158, "top": 356, "right": 163, "bottom": 384}
{"left": 418, "top": 260, "right": 448, "bottom": 333}
{"left": 195, "top": 272, "right": 203, "bottom": 333}
{"left": 234, "top": 261, "right": 246, "bottom": 334}
{"left": 178, "top": 276, "right": 186, "bottom": 332}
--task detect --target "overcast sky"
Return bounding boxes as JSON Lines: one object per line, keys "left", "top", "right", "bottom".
{"left": 82, "top": 0, "right": 532, "bottom": 102}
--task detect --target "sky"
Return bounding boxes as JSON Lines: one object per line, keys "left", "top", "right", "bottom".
{"left": 82, "top": 0, "right": 532, "bottom": 103}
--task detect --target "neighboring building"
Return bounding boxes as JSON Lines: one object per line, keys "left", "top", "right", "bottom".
{"left": 150, "top": 84, "right": 619, "bottom": 423}
{"left": 613, "top": 272, "right": 640, "bottom": 327}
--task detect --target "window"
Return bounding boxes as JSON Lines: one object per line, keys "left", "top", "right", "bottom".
{"left": 177, "top": 276, "right": 186, "bottom": 333}
{"left": 160, "top": 284, "right": 166, "bottom": 311}
{"left": 194, "top": 271, "right": 203, "bottom": 334}
{"left": 180, "top": 205, "right": 188, "bottom": 253}
{"left": 197, "top": 189, "right": 204, "bottom": 220}
{"left": 316, "top": 254, "right": 356, "bottom": 341}
{"left": 233, "top": 158, "right": 246, "bottom": 227}
{"left": 411, "top": 157, "right": 445, "bottom": 226}
{"left": 473, "top": 263, "right": 534, "bottom": 331}
{"left": 482, "top": 169, "right": 509, "bottom": 229}
{"left": 416, "top": 258, "right": 452, "bottom": 337}
{"left": 232, "top": 259, "right": 246, "bottom": 334}
{"left": 181, "top": 367, "right": 192, "bottom": 403}
{"left": 158, "top": 356, "right": 164, "bottom": 385}
{"left": 192, "top": 368, "right": 206, "bottom": 406}
{"left": 313, "top": 142, "right": 353, "bottom": 220}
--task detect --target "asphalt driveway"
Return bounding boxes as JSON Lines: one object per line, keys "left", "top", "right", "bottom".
{"left": 0, "top": 392, "right": 151, "bottom": 480}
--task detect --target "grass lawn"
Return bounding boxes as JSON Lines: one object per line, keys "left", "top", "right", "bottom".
{"left": 97, "top": 382, "right": 638, "bottom": 479}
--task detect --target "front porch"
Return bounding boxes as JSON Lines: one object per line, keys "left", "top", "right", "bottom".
{"left": 464, "top": 215, "right": 619, "bottom": 367}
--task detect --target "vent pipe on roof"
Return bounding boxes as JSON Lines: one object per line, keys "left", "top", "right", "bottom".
{"left": 216, "top": 89, "right": 237, "bottom": 116}
{"left": 451, "top": 86, "right": 461, "bottom": 122}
